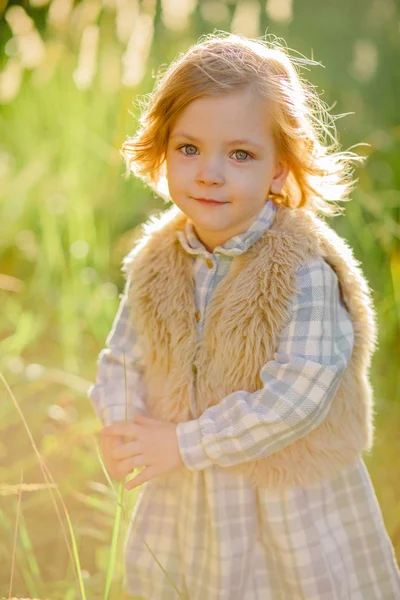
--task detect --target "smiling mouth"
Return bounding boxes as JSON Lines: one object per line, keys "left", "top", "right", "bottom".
{"left": 193, "top": 198, "right": 228, "bottom": 205}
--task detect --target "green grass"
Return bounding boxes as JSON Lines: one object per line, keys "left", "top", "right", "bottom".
{"left": 1, "top": 359, "right": 185, "bottom": 599}
{"left": 1, "top": 1, "right": 399, "bottom": 597}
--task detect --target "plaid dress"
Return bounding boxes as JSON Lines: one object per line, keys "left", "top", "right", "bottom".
{"left": 88, "top": 200, "right": 400, "bottom": 599}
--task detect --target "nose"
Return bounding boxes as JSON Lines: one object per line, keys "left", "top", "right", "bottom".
{"left": 196, "top": 159, "right": 225, "bottom": 186}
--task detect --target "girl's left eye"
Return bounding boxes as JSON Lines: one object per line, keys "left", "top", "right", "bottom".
{"left": 177, "top": 145, "right": 253, "bottom": 162}
{"left": 232, "top": 149, "right": 252, "bottom": 161}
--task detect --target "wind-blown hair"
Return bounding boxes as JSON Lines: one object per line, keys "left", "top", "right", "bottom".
{"left": 120, "top": 31, "right": 363, "bottom": 216}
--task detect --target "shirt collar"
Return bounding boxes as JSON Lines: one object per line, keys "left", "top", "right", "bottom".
{"left": 176, "top": 198, "right": 277, "bottom": 257}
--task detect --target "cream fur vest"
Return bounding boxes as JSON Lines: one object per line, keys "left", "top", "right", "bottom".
{"left": 123, "top": 202, "right": 378, "bottom": 491}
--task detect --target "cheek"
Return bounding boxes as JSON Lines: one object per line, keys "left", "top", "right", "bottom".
{"left": 166, "top": 166, "right": 188, "bottom": 200}
{"left": 166, "top": 156, "right": 178, "bottom": 180}
{"left": 167, "top": 157, "right": 192, "bottom": 187}
{"left": 231, "top": 169, "right": 258, "bottom": 191}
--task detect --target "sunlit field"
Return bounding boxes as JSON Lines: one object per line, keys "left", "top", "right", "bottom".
{"left": 1, "top": 0, "right": 399, "bottom": 598}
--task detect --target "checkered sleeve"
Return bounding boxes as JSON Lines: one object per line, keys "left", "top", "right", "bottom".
{"left": 176, "top": 259, "right": 355, "bottom": 470}
{"left": 87, "top": 278, "right": 148, "bottom": 426}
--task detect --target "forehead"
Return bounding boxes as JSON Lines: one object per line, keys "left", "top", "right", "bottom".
{"left": 170, "top": 88, "right": 273, "bottom": 144}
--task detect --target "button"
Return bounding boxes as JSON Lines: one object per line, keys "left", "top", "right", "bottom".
{"left": 192, "top": 364, "right": 197, "bottom": 375}
{"left": 195, "top": 310, "right": 201, "bottom": 322}
{"left": 205, "top": 258, "right": 213, "bottom": 268}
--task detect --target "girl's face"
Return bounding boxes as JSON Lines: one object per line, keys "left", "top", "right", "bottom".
{"left": 165, "top": 87, "right": 289, "bottom": 252}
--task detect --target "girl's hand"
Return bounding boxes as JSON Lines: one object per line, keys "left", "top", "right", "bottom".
{"left": 100, "top": 430, "right": 126, "bottom": 480}
{"left": 100, "top": 413, "right": 184, "bottom": 490}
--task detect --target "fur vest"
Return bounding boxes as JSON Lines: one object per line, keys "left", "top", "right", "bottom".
{"left": 123, "top": 202, "right": 378, "bottom": 491}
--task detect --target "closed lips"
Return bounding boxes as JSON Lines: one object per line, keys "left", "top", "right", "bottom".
{"left": 194, "top": 198, "right": 227, "bottom": 203}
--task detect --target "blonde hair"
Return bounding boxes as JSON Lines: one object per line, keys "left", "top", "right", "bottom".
{"left": 120, "top": 31, "right": 364, "bottom": 217}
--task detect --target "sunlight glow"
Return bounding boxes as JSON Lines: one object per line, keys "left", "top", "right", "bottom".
{"left": 122, "top": 12, "right": 155, "bottom": 87}
{"left": 350, "top": 39, "right": 378, "bottom": 82}
{"left": 200, "top": 1, "right": 230, "bottom": 24}
{"left": 73, "top": 24, "right": 100, "bottom": 90}
{"left": 5, "top": 5, "right": 46, "bottom": 69}
{"left": 115, "top": 0, "right": 140, "bottom": 45}
{"left": 161, "top": 0, "right": 198, "bottom": 31}
{"left": 265, "top": 0, "right": 293, "bottom": 24}
{"left": 47, "top": 0, "right": 74, "bottom": 30}
{"left": 231, "top": 0, "right": 261, "bottom": 38}
{"left": 0, "top": 59, "right": 22, "bottom": 104}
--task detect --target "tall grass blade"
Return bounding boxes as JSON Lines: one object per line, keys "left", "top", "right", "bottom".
{"left": 17, "top": 509, "right": 41, "bottom": 597}
{"left": 103, "top": 352, "right": 129, "bottom": 599}
{"left": 0, "top": 371, "right": 87, "bottom": 600}
{"left": 9, "top": 469, "right": 23, "bottom": 599}
{"left": 104, "top": 482, "right": 125, "bottom": 599}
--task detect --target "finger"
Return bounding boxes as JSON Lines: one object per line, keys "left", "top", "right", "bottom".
{"left": 98, "top": 449, "right": 125, "bottom": 480}
{"left": 111, "top": 441, "right": 142, "bottom": 460}
{"left": 118, "top": 455, "right": 146, "bottom": 478}
{"left": 107, "top": 460, "right": 126, "bottom": 481}
{"left": 101, "top": 422, "right": 138, "bottom": 438}
{"left": 101, "top": 435, "right": 125, "bottom": 465}
{"left": 101, "top": 433, "right": 120, "bottom": 451}
{"left": 134, "top": 413, "right": 154, "bottom": 424}
{"left": 100, "top": 434, "right": 114, "bottom": 458}
{"left": 134, "top": 413, "right": 165, "bottom": 428}
{"left": 124, "top": 466, "right": 154, "bottom": 491}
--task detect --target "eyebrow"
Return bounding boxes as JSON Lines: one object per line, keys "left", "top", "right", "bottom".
{"left": 170, "top": 132, "right": 264, "bottom": 151}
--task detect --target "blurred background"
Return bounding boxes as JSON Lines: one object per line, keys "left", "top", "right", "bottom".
{"left": 0, "top": 0, "right": 399, "bottom": 598}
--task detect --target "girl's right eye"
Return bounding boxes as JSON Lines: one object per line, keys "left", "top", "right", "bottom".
{"left": 177, "top": 144, "right": 197, "bottom": 156}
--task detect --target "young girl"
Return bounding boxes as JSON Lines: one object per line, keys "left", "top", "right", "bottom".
{"left": 88, "top": 32, "right": 400, "bottom": 599}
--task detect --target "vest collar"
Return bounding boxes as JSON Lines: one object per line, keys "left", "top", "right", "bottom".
{"left": 176, "top": 197, "right": 277, "bottom": 257}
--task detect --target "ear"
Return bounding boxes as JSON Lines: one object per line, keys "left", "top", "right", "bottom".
{"left": 270, "top": 158, "right": 290, "bottom": 195}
